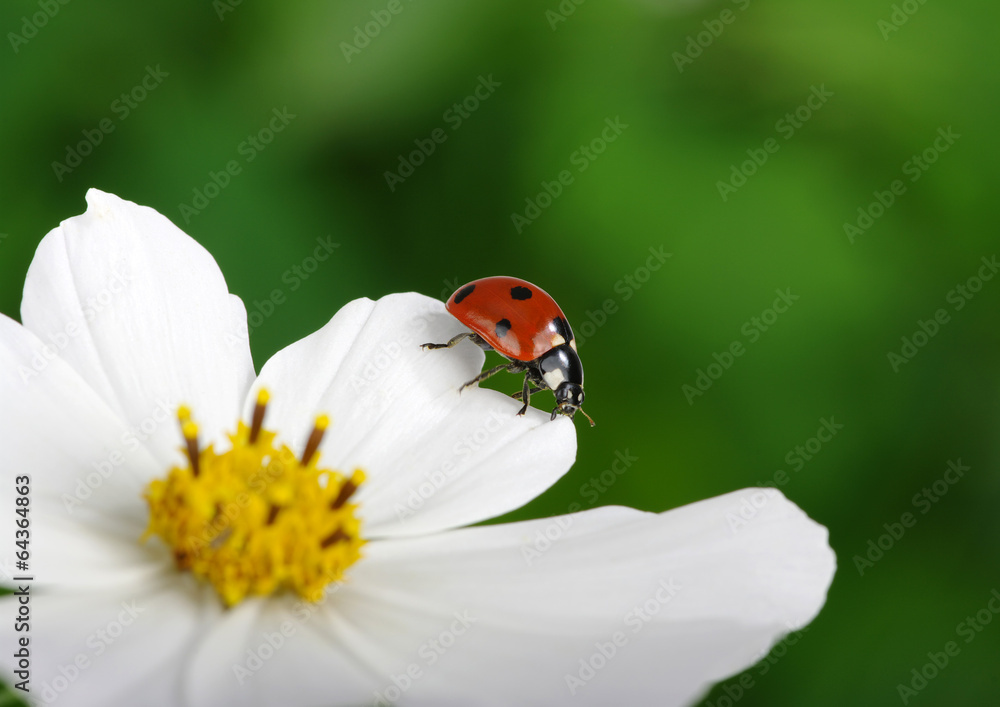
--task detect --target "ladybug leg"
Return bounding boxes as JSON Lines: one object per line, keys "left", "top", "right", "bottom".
{"left": 510, "top": 383, "right": 544, "bottom": 402}
{"left": 467, "top": 332, "right": 493, "bottom": 351}
{"left": 421, "top": 331, "right": 473, "bottom": 350}
{"left": 515, "top": 374, "right": 534, "bottom": 416}
{"left": 513, "top": 367, "right": 546, "bottom": 413}
{"left": 422, "top": 332, "right": 493, "bottom": 352}
{"left": 459, "top": 361, "right": 525, "bottom": 392}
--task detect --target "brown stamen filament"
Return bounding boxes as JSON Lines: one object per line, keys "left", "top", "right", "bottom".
{"left": 330, "top": 474, "right": 360, "bottom": 510}
{"left": 301, "top": 414, "right": 330, "bottom": 466}
{"left": 182, "top": 421, "right": 201, "bottom": 477}
{"left": 321, "top": 527, "right": 348, "bottom": 549}
{"left": 250, "top": 389, "right": 270, "bottom": 444}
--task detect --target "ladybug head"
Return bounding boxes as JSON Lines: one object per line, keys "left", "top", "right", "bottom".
{"left": 552, "top": 383, "right": 594, "bottom": 426}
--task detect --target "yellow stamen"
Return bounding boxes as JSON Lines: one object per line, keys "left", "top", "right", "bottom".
{"left": 143, "top": 399, "right": 365, "bottom": 607}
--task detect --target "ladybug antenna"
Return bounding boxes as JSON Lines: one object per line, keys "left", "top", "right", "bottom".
{"left": 578, "top": 408, "right": 596, "bottom": 427}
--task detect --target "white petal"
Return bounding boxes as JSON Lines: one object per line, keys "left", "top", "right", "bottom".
{"left": 0, "top": 313, "right": 168, "bottom": 589}
{"left": 0, "top": 574, "right": 215, "bottom": 707}
{"left": 249, "top": 293, "right": 577, "bottom": 538}
{"left": 20, "top": 189, "right": 255, "bottom": 466}
{"left": 181, "top": 594, "right": 377, "bottom": 707}
{"left": 326, "top": 488, "right": 835, "bottom": 706}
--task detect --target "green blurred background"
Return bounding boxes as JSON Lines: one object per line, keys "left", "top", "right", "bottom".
{"left": 1, "top": 0, "right": 998, "bottom": 705}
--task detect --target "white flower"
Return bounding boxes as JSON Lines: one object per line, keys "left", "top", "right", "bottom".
{"left": 0, "top": 190, "right": 835, "bottom": 707}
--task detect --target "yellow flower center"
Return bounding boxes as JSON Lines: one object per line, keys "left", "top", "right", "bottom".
{"left": 143, "top": 389, "right": 365, "bottom": 607}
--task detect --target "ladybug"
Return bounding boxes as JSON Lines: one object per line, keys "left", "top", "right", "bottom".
{"left": 422, "top": 276, "right": 594, "bottom": 426}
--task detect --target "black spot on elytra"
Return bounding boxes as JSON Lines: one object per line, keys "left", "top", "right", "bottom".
{"left": 453, "top": 284, "right": 476, "bottom": 304}
{"left": 510, "top": 286, "right": 532, "bottom": 300}
{"left": 495, "top": 318, "right": 512, "bottom": 338}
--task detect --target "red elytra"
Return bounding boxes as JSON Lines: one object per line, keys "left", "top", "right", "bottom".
{"left": 444, "top": 276, "right": 576, "bottom": 362}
